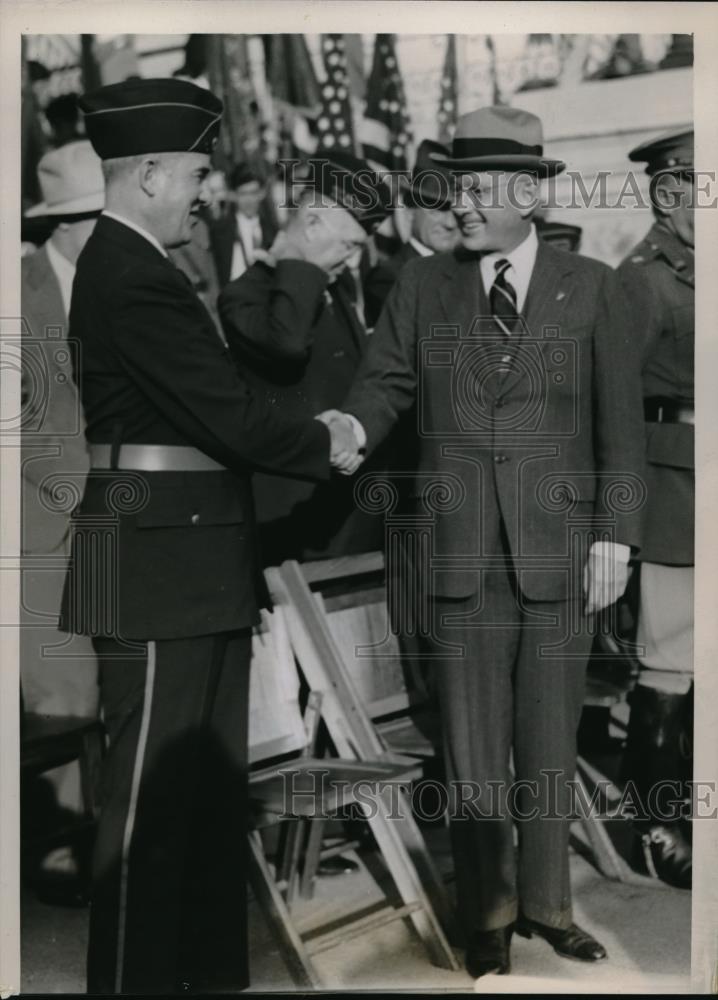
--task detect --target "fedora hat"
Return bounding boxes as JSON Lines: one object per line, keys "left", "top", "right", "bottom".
{"left": 430, "top": 106, "right": 565, "bottom": 177}
{"left": 25, "top": 140, "right": 105, "bottom": 218}
{"left": 403, "top": 139, "right": 453, "bottom": 209}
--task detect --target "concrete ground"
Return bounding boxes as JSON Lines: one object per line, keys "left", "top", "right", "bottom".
{"left": 20, "top": 825, "right": 691, "bottom": 994}
{"left": 19, "top": 703, "right": 693, "bottom": 994}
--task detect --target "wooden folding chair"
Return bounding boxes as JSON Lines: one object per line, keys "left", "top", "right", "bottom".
{"left": 272, "top": 561, "right": 460, "bottom": 964}
{"left": 246, "top": 597, "right": 456, "bottom": 987}
{"left": 277, "top": 552, "right": 639, "bottom": 892}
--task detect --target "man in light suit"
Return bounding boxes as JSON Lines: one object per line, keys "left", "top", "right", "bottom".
{"left": 335, "top": 107, "right": 646, "bottom": 978}
{"left": 21, "top": 140, "right": 104, "bottom": 901}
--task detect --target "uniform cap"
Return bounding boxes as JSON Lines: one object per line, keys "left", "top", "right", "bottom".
{"left": 628, "top": 128, "right": 693, "bottom": 176}
{"left": 79, "top": 77, "right": 223, "bottom": 160}
{"left": 303, "top": 151, "right": 393, "bottom": 233}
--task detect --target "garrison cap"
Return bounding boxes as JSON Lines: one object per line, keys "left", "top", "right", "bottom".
{"left": 304, "top": 151, "right": 393, "bottom": 233}
{"left": 628, "top": 128, "right": 693, "bottom": 176}
{"left": 79, "top": 77, "right": 223, "bottom": 160}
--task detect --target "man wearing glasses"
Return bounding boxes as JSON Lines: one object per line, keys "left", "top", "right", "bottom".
{"left": 332, "top": 106, "right": 646, "bottom": 979}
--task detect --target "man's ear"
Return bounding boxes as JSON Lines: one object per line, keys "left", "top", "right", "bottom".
{"left": 515, "top": 174, "right": 540, "bottom": 219}
{"left": 138, "top": 157, "right": 163, "bottom": 198}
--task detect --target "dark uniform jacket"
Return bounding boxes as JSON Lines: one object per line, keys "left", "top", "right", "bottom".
{"left": 617, "top": 222, "right": 694, "bottom": 566}
{"left": 344, "top": 242, "right": 646, "bottom": 602}
{"left": 60, "top": 216, "right": 329, "bottom": 641}
{"left": 219, "top": 258, "right": 383, "bottom": 563}
{"left": 363, "top": 241, "right": 421, "bottom": 329}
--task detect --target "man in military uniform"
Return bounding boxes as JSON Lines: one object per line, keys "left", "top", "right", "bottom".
{"left": 617, "top": 129, "right": 694, "bottom": 889}
{"left": 219, "top": 153, "right": 392, "bottom": 566}
{"left": 59, "top": 78, "right": 353, "bottom": 994}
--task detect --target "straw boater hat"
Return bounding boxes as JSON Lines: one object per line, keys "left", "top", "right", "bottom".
{"left": 24, "top": 139, "right": 105, "bottom": 217}
{"left": 430, "top": 106, "right": 565, "bottom": 178}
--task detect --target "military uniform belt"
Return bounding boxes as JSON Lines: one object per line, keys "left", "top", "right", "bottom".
{"left": 89, "top": 444, "right": 227, "bottom": 472}
{"left": 643, "top": 398, "right": 695, "bottom": 425}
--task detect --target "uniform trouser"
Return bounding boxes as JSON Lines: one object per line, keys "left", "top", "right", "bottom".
{"left": 87, "top": 630, "right": 252, "bottom": 995}
{"left": 426, "top": 562, "right": 592, "bottom": 934}
{"left": 636, "top": 562, "right": 694, "bottom": 694}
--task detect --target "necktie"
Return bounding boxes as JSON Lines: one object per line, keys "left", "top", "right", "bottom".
{"left": 490, "top": 258, "right": 519, "bottom": 337}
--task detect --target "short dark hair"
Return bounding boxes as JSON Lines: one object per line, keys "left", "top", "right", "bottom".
{"left": 229, "top": 163, "right": 264, "bottom": 191}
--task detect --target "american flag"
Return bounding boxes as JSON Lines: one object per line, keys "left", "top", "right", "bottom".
{"left": 360, "top": 34, "right": 413, "bottom": 173}
{"left": 316, "top": 34, "right": 356, "bottom": 153}
{"left": 437, "top": 35, "right": 458, "bottom": 145}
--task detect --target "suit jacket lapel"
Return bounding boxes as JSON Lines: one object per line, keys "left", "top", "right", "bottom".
{"left": 498, "top": 243, "right": 575, "bottom": 397}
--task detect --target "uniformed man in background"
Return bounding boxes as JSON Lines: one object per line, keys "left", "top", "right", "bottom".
{"left": 617, "top": 129, "right": 694, "bottom": 890}
{"left": 60, "top": 77, "right": 352, "bottom": 995}
{"left": 218, "top": 152, "right": 392, "bottom": 566}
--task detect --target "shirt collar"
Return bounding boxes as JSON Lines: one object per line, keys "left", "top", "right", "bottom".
{"left": 408, "top": 237, "right": 433, "bottom": 258}
{"left": 44, "top": 237, "right": 76, "bottom": 317}
{"left": 102, "top": 210, "right": 168, "bottom": 258}
{"left": 479, "top": 224, "right": 539, "bottom": 312}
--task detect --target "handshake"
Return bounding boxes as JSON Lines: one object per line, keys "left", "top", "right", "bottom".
{"left": 315, "top": 410, "right": 365, "bottom": 475}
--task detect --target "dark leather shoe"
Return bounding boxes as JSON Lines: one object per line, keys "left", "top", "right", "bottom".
{"left": 635, "top": 824, "right": 692, "bottom": 890}
{"left": 515, "top": 917, "right": 607, "bottom": 962}
{"left": 465, "top": 924, "right": 514, "bottom": 978}
{"left": 317, "top": 855, "right": 359, "bottom": 876}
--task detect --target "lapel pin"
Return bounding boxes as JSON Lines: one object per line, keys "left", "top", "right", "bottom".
{"left": 556, "top": 290, "right": 566, "bottom": 301}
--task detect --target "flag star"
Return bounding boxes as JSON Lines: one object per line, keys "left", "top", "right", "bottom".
{"left": 330, "top": 100, "right": 341, "bottom": 113}
{"left": 443, "top": 99, "right": 454, "bottom": 110}
{"left": 323, "top": 85, "right": 335, "bottom": 98}
{"left": 324, "top": 135, "right": 336, "bottom": 146}
{"left": 318, "top": 116, "right": 330, "bottom": 130}
{"left": 333, "top": 118, "right": 345, "bottom": 130}
{"left": 339, "top": 134, "right": 351, "bottom": 146}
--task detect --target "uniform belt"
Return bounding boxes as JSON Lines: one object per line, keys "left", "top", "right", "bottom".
{"left": 643, "top": 398, "right": 695, "bottom": 425}
{"left": 89, "top": 444, "right": 227, "bottom": 472}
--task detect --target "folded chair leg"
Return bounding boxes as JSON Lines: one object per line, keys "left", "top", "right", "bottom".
{"left": 300, "top": 816, "right": 326, "bottom": 900}
{"left": 247, "top": 831, "right": 321, "bottom": 989}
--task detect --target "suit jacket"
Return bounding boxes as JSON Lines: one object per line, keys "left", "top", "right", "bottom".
{"left": 344, "top": 242, "right": 646, "bottom": 602}
{"left": 209, "top": 204, "right": 279, "bottom": 288}
{"left": 219, "top": 259, "right": 384, "bottom": 562}
{"left": 60, "top": 216, "right": 330, "bottom": 641}
{"left": 21, "top": 245, "right": 90, "bottom": 554}
{"left": 363, "top": 241, "right": 421, "bottom": 329}
{"left": 617, "top": 222, "right": 693, "bottom": 565}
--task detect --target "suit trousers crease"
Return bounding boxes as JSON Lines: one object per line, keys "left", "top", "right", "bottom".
{"left": 426, "top": 515, "right": 592, "bottom": 934}
{"left": 87, "top": 630, "right": 252, "bottom": 995}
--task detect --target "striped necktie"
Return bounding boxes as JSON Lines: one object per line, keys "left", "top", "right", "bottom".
{"left": 490, "top": 258, "right": 519, "bottom": 337}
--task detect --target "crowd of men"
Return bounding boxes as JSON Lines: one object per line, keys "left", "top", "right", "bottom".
{"left": 20, "top": 75, "right": 694, "bottom": 992}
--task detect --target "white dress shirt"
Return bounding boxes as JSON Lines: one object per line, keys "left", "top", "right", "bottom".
{"left": 102, "top": 210, "right": 168, "bottom": 258}
{"left": 45, "top": 237, "right": 77, "bottom": 319}
{"left": 479, "top": 223, "right": 538, "bottom": 314}
{"left": 408, "top": 237, "right": 433, "bottom": 259}
{"left": 230, "top": 213, "right": 263, "bottom": 281}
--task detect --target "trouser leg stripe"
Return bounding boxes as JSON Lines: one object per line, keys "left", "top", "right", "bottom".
{"left": 114, "top": 640, "right": 157, "bottom": 992}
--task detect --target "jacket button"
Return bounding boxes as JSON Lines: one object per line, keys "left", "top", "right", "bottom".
{"left": 494, "top": 454, "right": 507, "bottom": 464}
{"left": 191, "top": 513, "right": 200, "bottom": 525}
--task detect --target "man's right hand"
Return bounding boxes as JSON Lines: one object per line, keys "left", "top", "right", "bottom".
{"left": 315, "top": 410, "right": 364, "bottom": 475}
